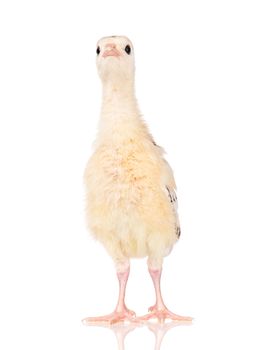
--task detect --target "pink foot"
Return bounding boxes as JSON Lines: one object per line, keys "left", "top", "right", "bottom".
{"left": 82, "top": 307, "right": 136, "bottom": 325}
{"left": 137, "top": 306, "right": 192, "bottom": 323}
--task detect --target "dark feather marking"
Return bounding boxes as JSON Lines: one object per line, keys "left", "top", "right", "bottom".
{"left": 166, "top": 186, "right": 180, "bottom": 238}
{"left": 176, "top": 226, "right": 181, "bottom": 239}
{"left": 152, "top": 140, "right": 163, "bottom": 149}
{"left": 166, "top": 186, "right": 173, "bottom": 203}
{"left": 166, "top": 186, "right": 177, "bottom": 204}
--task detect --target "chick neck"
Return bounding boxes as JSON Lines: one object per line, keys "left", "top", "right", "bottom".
{"left": 100, "top": 76, "right": 139, "bottom": 120}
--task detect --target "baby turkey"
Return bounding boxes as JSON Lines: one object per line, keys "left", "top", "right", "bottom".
{"left": 83, "top": 36, "right": 191, "bottom": 324}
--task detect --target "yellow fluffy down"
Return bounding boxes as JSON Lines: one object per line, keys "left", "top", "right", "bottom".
{"left": 84, "top": 116, "right": 178, "bottom": 266}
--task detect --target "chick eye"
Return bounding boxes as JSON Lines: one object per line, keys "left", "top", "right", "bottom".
{"left": 96, "top": 46, "right": 100, "bottom": 55}
{"left": 125, "top": 45, "right": 131, "bottom": 55}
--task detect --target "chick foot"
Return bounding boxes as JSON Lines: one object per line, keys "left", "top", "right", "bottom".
{"left": 82, "top": 307, "right": 136, "bottom": 325}
{"left": 137, "top": 305, "right": 192, "bottom": 323}
{"left": 139, "top": 267, "right": 192, "bottom": 323}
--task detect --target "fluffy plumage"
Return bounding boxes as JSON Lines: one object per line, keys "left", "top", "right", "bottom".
{"left": 84, "top": 36, "right": 180, "bottom": 270}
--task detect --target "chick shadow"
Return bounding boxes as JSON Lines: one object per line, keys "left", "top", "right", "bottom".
{"left": 85, "top": 320, "right": 192, "bottom": 349}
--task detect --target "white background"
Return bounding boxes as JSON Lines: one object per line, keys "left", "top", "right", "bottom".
{"left": 0, "top": 0, "right": 270, "bottom": 349}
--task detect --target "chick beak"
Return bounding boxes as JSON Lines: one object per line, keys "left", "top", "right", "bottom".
{"left": 102, "top": 44, "right": 121, "bottom": 58}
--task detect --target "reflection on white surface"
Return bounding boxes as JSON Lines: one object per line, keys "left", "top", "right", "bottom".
{"left": 85, "top": 321, "right": 191, "bottom": 349}
{"left": 147, "top": 322, "right": 188, "bottom": 350}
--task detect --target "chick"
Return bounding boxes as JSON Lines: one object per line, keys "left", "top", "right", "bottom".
{"left": 83, "top": 36, "right": 191, "bottom": 324}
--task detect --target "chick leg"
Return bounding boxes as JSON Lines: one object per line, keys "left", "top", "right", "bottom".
{"left": 83, "top": 262, "right": 136, "bottom": 325}
{"left": 138, "top": 262, "right": 192, "bottom": 323}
